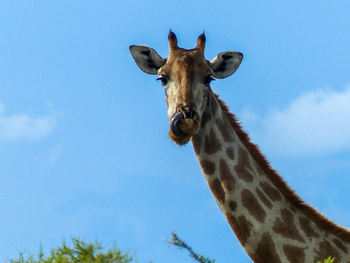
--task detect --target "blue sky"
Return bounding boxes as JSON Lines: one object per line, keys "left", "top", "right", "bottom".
{"left": 1, "top": 1, "right": 350, "bottom": 262}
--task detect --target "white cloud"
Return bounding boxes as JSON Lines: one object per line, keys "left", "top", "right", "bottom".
{"left": 242, "top": 86, "right": 350, "bottom": 156}
{"left": 0, "top": 100, "right": 56, "bottom": 142}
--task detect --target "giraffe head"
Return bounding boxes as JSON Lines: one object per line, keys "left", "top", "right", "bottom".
{"left": 130, "top": 31, "right": 243, "bottom": 145}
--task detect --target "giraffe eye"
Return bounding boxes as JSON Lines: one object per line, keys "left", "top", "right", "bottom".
{"left": 157, "top": 76, "right": 168, "bottom": 86}
{"left": 204, "top": 76, "right": 214, "bottom": 86}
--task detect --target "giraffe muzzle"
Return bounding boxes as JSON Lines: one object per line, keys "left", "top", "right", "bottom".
{"left": 169, "top": 107, "right": 199, "bottom": 145}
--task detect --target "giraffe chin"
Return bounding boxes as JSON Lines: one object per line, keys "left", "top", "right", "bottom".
{"left": 168, "top": 130, "right": 192, "bottom": 145}
{"left": 168, "top": 118, "right": 199, "bottom": 145}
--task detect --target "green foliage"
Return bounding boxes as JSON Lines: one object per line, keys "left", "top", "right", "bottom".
{"left": 169, "top": 233, "right": 337, "bottom": 263}
{"left": 169, "top": 232, "right": 215, "bottom": 263}
{"left": 6, "top": 238, "right": 135, "bottom": 263}
{"left": 6, "top": 234, "right": 335, "bottom": 263}
{"left": 317, "top": 256, "right": 336, "bottom": 263}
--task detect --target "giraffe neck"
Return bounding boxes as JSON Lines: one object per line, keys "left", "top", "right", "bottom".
{"left": 191, "top": 93, "right": 350, "bottom": 263}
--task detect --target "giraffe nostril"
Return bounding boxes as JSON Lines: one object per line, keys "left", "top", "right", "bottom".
{"left": 170, "top": 112, "right": 185, "bottom": 136}
{"left": 179, "top": 105, "right": 196, "bottom": 119}
{"left": 184, "top": 108, "right": 194, "bottom": 119}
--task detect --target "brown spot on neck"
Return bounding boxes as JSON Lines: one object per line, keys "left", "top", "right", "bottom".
{"left": 234, "top": 147, "right": 254, "bottom": 182}
{"left": 332, "top": 238, "right": 348, "bottom": 254}
{"left": 260, "top": 181, "right": 282, "bottom": 201}
{"left": 192, "top": 134, "right": 201, "bottom": 154}
{"left": 216, "top": 118, "right": 234, "bottom": 142}
{"left": 228, "top": 200, "right": 237, "bottom": 211}
{"left": 200, "top": 109, "right": 212, "bottom": 129}
{"left": 219, "top": 159, "right": 235, "bottom": 191}
{"left": 241, "top": 189, "right": 266, "bottom": 223}
{"left": 226, "top": 147, "right": 235, "bottom": 160}
{"left": 253, "top": 233, "right": 282, "bottom": 263}
{"left": 225, "top": 213, "right": 253, "bottom": 246}
{"left": 204, "top": 129, "right": 221, "bottom": 154}
{"left": 199, "top": 159, "right": 216, "bottom": 175}
{"left": 208, "top": 178, "right": 225, "bottom": 204}
{"left": 256, "top": 187, "right": 273, "bottom": 209}
{"left": 299, "top": 217, "right": 319, "bottom": 238}
{"left": 273, "top": 208, "right": 305, "bottom": 243}
{"left": 283, "top": 245, "right": 305, "bottom": 263}
{"left": 314, "top": 241, "right": 341, "bottom": 263}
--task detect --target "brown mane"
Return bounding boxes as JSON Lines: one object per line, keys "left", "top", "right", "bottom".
{"left": 214, "top": 93, "right": 350, "bottom": 242}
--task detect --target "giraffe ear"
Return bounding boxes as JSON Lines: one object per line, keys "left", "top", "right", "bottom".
{"left": 210, "top": 51, "right": 243, "bottom": 79}
{"left": 129, "top": 45, "right": 166, "bottom": 75}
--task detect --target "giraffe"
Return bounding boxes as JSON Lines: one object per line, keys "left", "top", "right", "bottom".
{"left": 129, "top": 31, "right": 350, "bottom": 263}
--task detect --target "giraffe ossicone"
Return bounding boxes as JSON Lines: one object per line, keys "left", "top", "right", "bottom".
{"left": 130, "top": 31, "right": 350, "bottom": 263}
